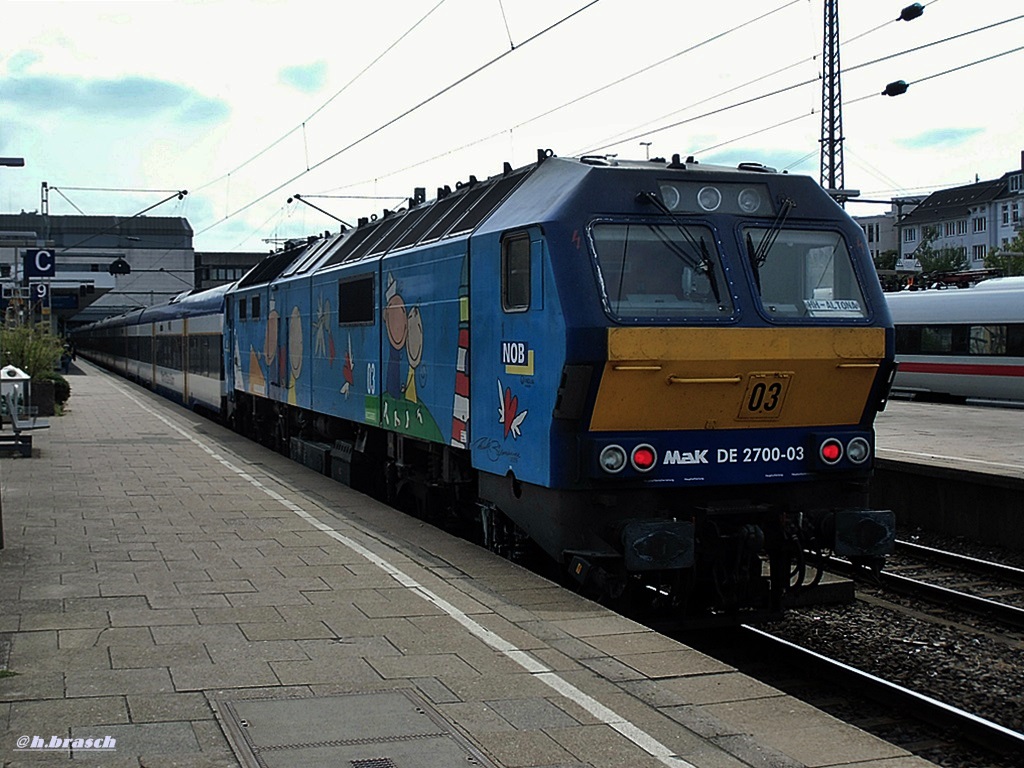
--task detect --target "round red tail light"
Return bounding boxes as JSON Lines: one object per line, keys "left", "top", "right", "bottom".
{"left": 631, "top": 444, "right": 657, "bottom": 472}
{"left": 820, "top": 438, "right": 843, "bottom": 464}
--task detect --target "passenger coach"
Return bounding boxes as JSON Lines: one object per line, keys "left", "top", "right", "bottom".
{"left": 887, "top": 279, "right": 1024, "bottom": 402}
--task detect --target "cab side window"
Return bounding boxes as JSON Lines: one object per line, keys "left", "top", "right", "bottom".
{"left": 502, "top": 234, "right": 530, "bottom": 312}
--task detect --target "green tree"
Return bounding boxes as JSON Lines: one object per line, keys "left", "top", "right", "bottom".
{"left": 873, "top": 249, "right": 898, "bottom": 271}
{"left": 913, "top": 226, "right": 968, "bottom": 275}
{"left": 985, "top": 230, "right": 1024, "bottom": 276}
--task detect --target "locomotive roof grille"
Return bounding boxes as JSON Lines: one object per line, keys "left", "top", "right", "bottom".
{"left": 367, "top": 207, "right": 428, "bottom": 256}
{"left": 417, "top": 183, "right": 489, "bottom": 244}
{"left": 322, "top": 221, "right": 388, "bottom": 267}
{"left": 447, "top": 170, "right": 530, "bottom": 236}
{"left": 391, "top": 194, "right": 462, "bottom": 250}
{"left": 319, "top": 164, "right": 532, "bottom": 269}
{"left": 349, "top": 214, "right": 406, "bottom": 261}
{"left": 237, "top": 246, "right": 302, "bottom": 288}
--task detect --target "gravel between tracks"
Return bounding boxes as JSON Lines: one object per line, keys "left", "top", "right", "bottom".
{"left": 764, "top": 598, "right": 1024, "bottom": 768}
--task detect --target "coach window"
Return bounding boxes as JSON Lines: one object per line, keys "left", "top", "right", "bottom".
{"left": 970, "top": 325, "right": 1007, "bottom": 356}
{"left": 920, "top": 326, "right": 953, "bottom": 354}
{"left": 502, "top": 233, "right": 530, "bottom": 312}
{"left": 238, "top": 297, "right": 247, "bottom": 321}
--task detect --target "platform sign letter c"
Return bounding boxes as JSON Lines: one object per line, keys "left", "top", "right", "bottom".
{"left": 24, "top": 249, "right": 55, "bottom": 278}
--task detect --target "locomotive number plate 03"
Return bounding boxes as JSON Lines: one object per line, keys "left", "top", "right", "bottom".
{"left": 737, "top": 372, "right": 792, "bottom": 420}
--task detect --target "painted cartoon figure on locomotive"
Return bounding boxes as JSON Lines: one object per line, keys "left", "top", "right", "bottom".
{"left": 886, "top": 278, "right": 1024, "bottom": 403}
{"left": 77, "top": 150, "right": 896, "bottom": 622}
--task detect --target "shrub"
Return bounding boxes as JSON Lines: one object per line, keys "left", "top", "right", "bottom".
{"left": 39, "top": 372, "right": 71, "bottom": 405}
{"left": 0, "top": 324, "right": 63, "bottom": 378}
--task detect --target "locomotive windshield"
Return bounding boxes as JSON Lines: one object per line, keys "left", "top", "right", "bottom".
{"left": 591, "top": 222, "right": 733, "bottom": 319}
{"left": 743, "top": 227, "right": 868, "bottom": 320}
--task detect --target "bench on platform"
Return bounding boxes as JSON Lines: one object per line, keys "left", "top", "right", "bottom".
{"left": 0, "top": 391, "right": 49, "bottom": 457}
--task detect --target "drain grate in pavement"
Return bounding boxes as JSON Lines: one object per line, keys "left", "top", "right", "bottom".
{"left": 216, "top": 689, "right": 497, "bottom": 768}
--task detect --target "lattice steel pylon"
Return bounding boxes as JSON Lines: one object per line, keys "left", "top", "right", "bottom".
{"left": 819, "top": 0, "right": 844, "bottom": 196}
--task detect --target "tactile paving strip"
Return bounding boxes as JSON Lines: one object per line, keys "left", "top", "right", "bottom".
{"left": 215, "top": 689, "right": 497, "bottom": 768}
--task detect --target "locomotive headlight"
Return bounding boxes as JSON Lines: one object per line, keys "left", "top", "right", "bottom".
{"left": 654, "top": 180, "right": 773, "bottom": 215}
{"left": 846, "top": 437, "right": 871, "bottom": 464}
{"left": 631, "top": 444, "right": 658, "bottom": 472}
{"left": 737, "top": 187, "right": 762, "bottom": 214}
{"left": 599, "top": 445, "right": 628, "bottom": 473}
{"left": 658, "top": 183, "right": 682, "bottom": 211}
{"left": 820, "top": 438, "right": 843, "bottom": 465}
{"left": 697, "top": 186, "right": 722, "bottom": 211}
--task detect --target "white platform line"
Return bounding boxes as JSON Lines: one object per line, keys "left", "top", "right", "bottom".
{"left": 114, "top": 384, "right": 698, "bottom": 768}
{"left": 877, "top": 447, "right": 1023, "bottom": 472}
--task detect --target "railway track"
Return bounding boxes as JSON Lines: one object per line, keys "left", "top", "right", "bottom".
{"left": 894, "top": 538, "right": 1024, "bottom": 587}
{"left": 825, "top": 555, "right": 1024, "bottom": 629}
{"left": 736, "top": 624, "right": 1024, "bottom": 758}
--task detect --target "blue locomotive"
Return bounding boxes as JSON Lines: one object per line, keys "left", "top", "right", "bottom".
{"left": 76, "top": 150, "right": 897, "bottom": 621}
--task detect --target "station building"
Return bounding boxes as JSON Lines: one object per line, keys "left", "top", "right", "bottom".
{"left": 0, "top": 212, "right": 265, "bottom": 333}
{"left": 851, "top": 152, "right": 1024, "bottom": 278}
{"left": 895, "top": 152, "right": 1024, "bottom": 272}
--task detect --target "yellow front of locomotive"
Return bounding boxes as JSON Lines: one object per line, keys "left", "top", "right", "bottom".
{"left": 570, "top": 164, "right": 896, "bottom": 613}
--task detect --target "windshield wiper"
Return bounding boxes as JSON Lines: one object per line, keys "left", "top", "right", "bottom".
{"left": 637, "top": 191, "right": 722, "bottom": 305}
{"left": 751, "top": 195, "right": 796, "bottom": 274}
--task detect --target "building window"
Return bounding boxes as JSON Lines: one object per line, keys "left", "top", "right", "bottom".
{"left": 904, "top": 227, "right": 917, "bottom": 243}
{"left": 972, "top": 244, "right": 987, "bottom": 261}
{"left": 1003, "top": 204, "right": 1010, "bottom": 225}
{"left": 957, "top": 220, "right": 967, "bottom": 235}
{"left": 943, "top": 222, "right": 954, "bottom": 237}
{"left": 973, "top": 217, "right": 987, "bottom": 233}
{"left": 1014, "top": 205, "right": 1021, "bottom": 223}
{"left": 1010, "top": 174, "right": 1022, "bottom": 193}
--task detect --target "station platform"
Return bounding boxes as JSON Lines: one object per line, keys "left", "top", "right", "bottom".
{"left": 0, "top": 362, "right": 936, "bottom": 768}
{"left": 873, "top": 398, "right": 1024, "bottom": 548}
{"left": 876, "top": 398, "right": 1024, "bottom": 481}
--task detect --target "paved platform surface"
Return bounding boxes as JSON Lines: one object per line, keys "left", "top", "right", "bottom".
{"left": 876, "top": 398, "right": 1024, "bottom": 480}
{"left": 0, "top": 363, "right": 936, "bottom": 768}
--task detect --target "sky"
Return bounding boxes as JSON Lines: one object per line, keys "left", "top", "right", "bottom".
{"left": 1, "top": 0, "right": 1022, "bottom": 253}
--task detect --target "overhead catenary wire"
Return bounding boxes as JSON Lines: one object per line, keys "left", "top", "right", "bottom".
{"left": 692, "top": 44, "right": 1024, "bottom": 177}
{"left": 195, "top": 0, "right": 603, "bottom": 239}
{"left": 192, "top": 0, "right": 451, "bottom": 195}
{"left": 194, "top": 3, "right": 1019, "bottom": 248}
{"left": 307, "top": 0, "right": 809, "bottom": 201}
{"left": 327, "top": 2, "right": 966, "bottom": 195}
{"left": 578, "top": 14, "right": 1024, "bottom": 157}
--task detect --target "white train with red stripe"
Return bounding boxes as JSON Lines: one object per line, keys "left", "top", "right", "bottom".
{"left": 886, "top": 278, "right": 1024, "bottom": 402}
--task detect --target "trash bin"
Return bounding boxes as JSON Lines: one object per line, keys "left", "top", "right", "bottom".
{"left": 0, "top": 365, "right": 30, "bottom": 415}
